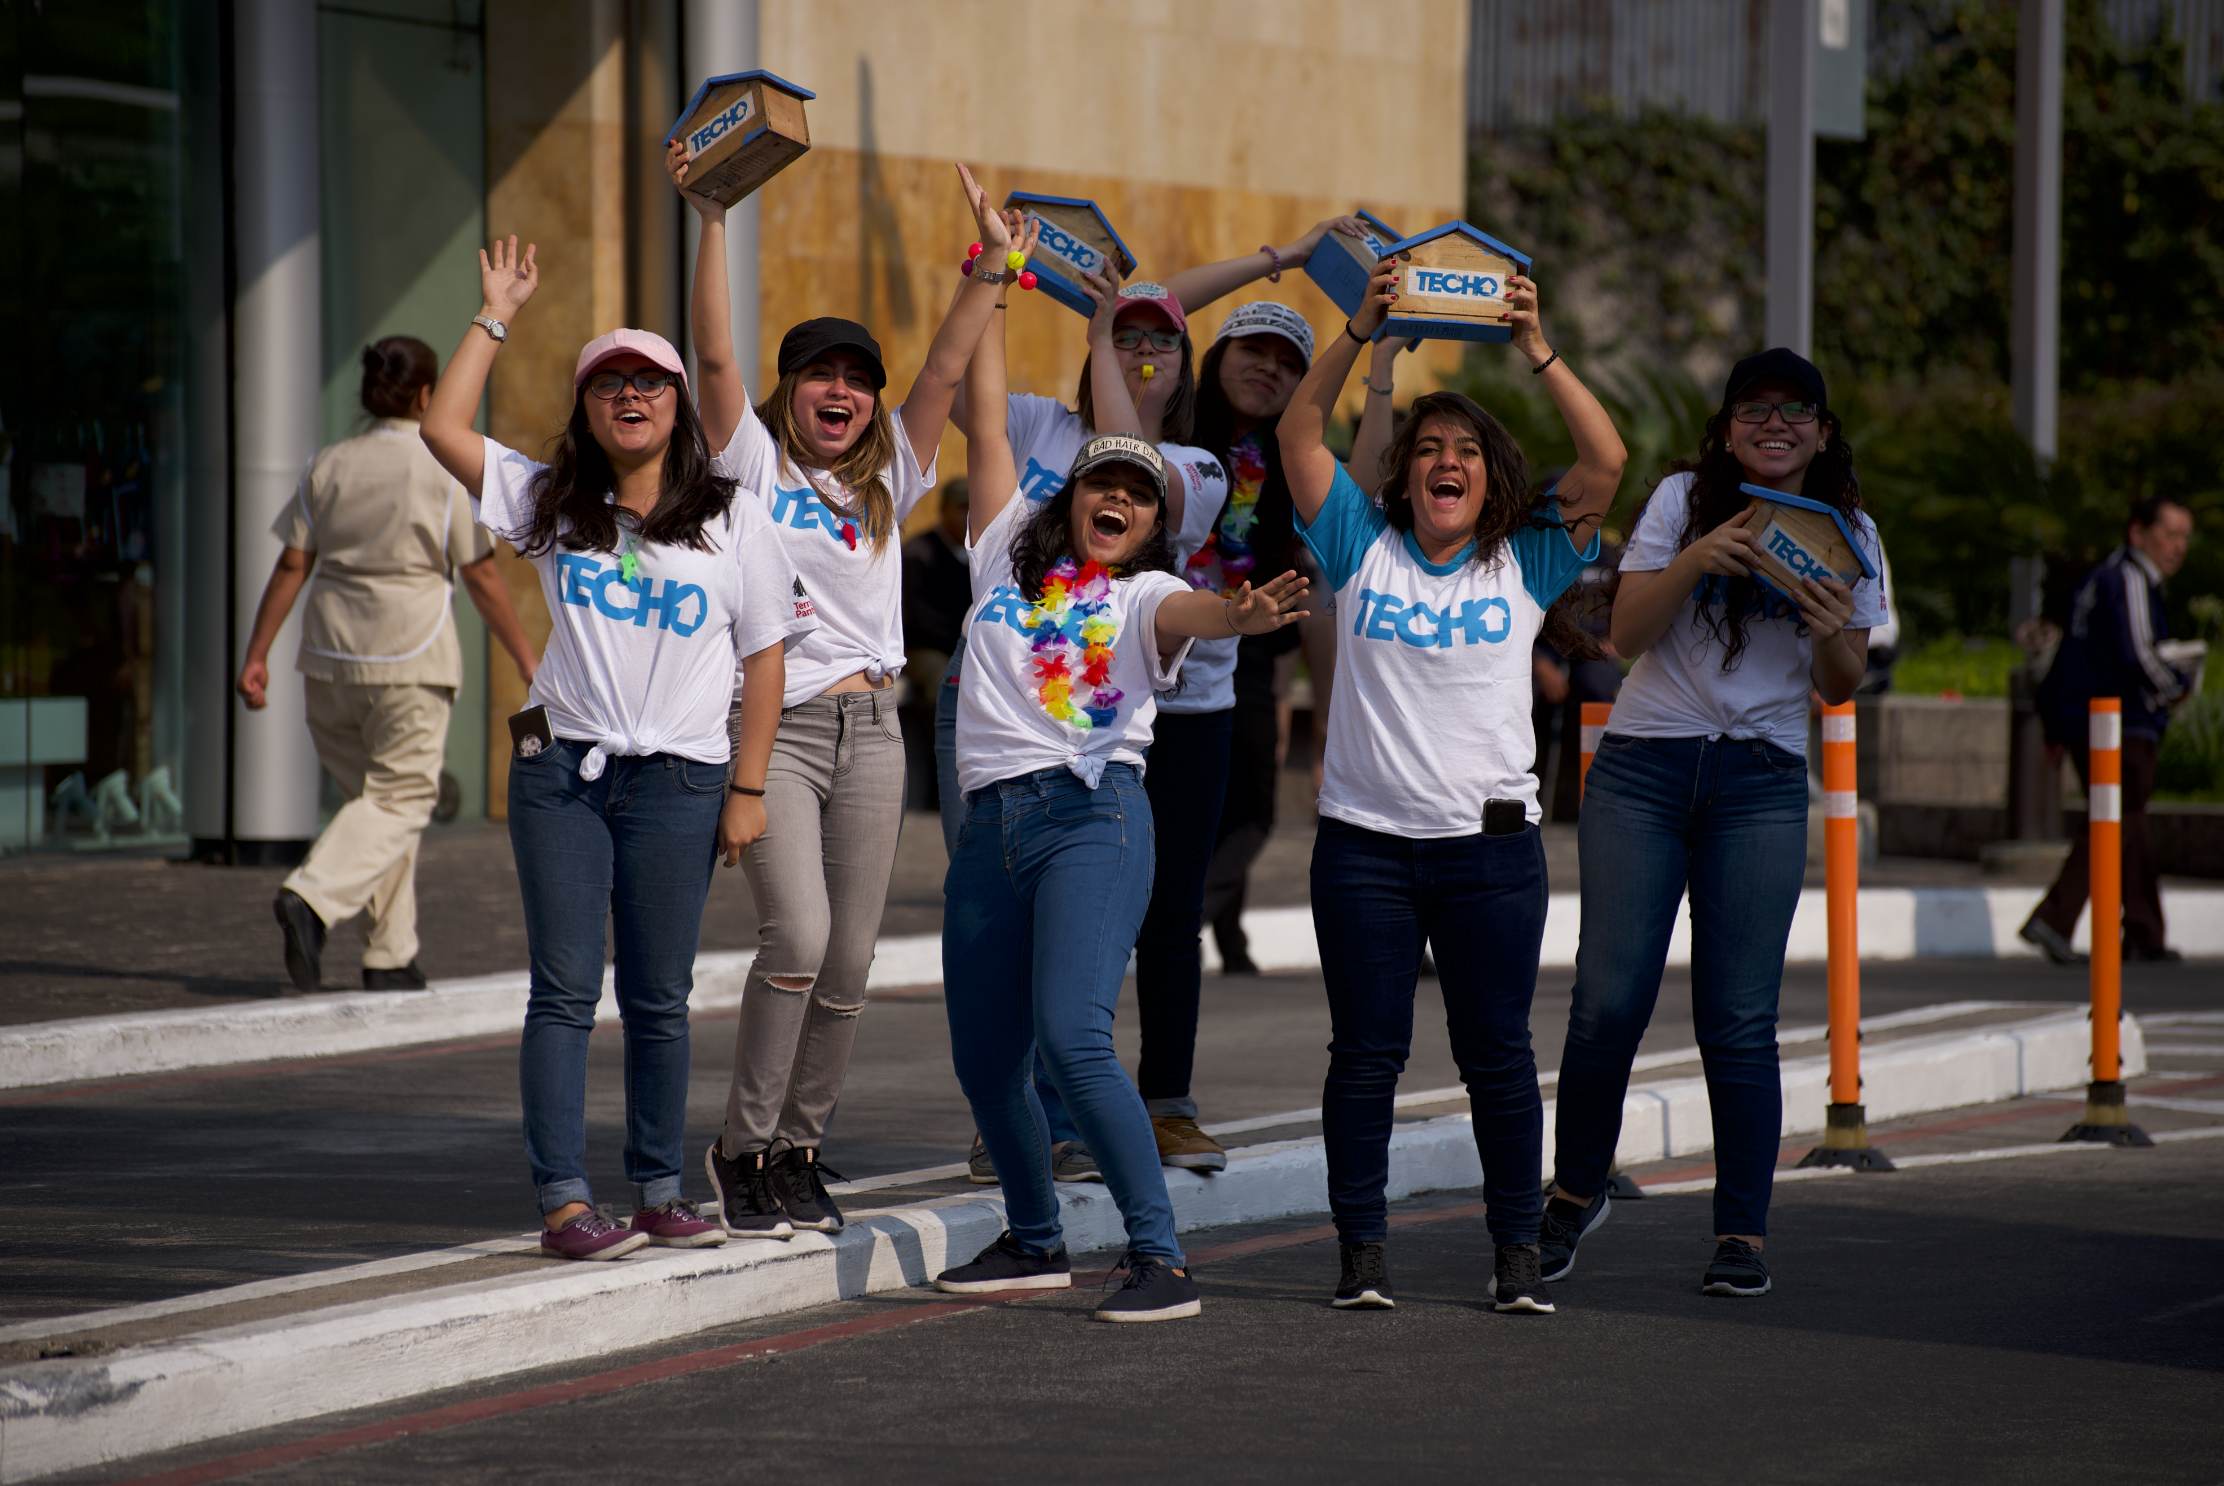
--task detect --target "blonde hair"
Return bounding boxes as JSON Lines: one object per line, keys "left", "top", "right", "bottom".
{"left": 755, "top": 369, "right": 900, "bottom": 554}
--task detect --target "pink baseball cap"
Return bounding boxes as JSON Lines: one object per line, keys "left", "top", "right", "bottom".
{"left": 1114, "top": 281, "right": 1188, "bottom": 336}
{"left": 574, "top": 328, "right": 687, "bottom": 390}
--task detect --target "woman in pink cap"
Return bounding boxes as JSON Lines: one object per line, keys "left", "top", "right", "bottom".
{"left": 670, "top": 145, "right": 1027, "bottom": 1241}
{"left": 422, "top": 237, "right": 816, "bottom": 1261}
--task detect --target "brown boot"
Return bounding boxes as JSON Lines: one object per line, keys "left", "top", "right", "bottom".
{"left": 1152, "top": 1115, "right": 1227, "bottom": 1172}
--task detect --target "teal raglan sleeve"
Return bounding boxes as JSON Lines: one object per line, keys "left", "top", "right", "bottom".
{"left": 1294, "top": 462, "right": 1388, "bottom": 593}
{"left": 1509, "top": 489, "right": 1603, "bottom": 611}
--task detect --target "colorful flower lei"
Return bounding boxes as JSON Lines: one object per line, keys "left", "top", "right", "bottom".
{"left": 1182, "top": 432, "right": 1266, "bottom": 594}
{"left": 1022, "top": 557, "right": 1124, "bottom": 730}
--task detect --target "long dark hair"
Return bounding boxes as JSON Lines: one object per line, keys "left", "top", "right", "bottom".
{"left": 360, "top": 336, "right": 437, "bottom": 419}
{"left": 1075, "top": 339, "right": 1196, "bottom": 446}
{"left": 1645, "top": 406, "right": 1862, "bottom": 670}
{"left": 515, "top": 387, "right": 736, "bottom": 558}
{"left": 1375, "top": 390, "right": 1597, "bottom": 658}
{"left": 1009, "top": 472, "right": 1177, "bottom": 601}
{"left": 1190, "top": 337, "right": 1299, "bottom": 579}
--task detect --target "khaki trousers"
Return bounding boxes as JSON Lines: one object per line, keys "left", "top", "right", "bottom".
{"left": 283, "top": 680, "right": 452, "bottom": 970}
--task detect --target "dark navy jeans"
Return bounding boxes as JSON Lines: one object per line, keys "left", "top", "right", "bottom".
{"left": 1313, "top": 816, "right": 1549, "bottom": 1248}
{"left": 942, "top": 765, "right": 1181, "bottom": 1264}
{"left": 509, "top": 739, "right": 724, "bottom": 1214}
{"left": 1134, "top": 707, "right": 1234, "bottom": 1111}
{"left": 1553, "top": 732, "right": 1810, "bottom": 1237}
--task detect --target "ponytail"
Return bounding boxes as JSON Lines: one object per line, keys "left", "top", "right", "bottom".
{"left": 359, "top": 335, "right": 439, "bottom": 419}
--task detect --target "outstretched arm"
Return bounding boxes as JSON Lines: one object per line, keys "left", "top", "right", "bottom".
{"left": 1161, "top": 217, "right": 1369, "bottom": 315}
{"left": 1154, "top": 569, "right": 1311, "bottom": 655}
{"left": 423, "top": 235, "right": 539, "bottom": 497}
{"left": 897, "top": 167, "right": 1037, "bottom": 475}
{"left": 1344, "top": 335, "right": 1414, "bottom": 492}
{"left": 1507, "top": 275, "right": 1625, "bottom": 542}
{"left": 964, "top": 245, "right": 1021, "bottom": 545}
{"left": 670, "top": 138, "right": 745, "bottom": 452}
{"left": 1278, "top": 256, "right": 1397, "bottom": 527}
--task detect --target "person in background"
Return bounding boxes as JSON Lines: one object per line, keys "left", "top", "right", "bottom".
{"left": 904, "top": 477, "right": 972, "bottom": 814}
{"left": 2024, "top": 495, "right": 2197, "bottom": 965}
{"left": 239, "top": 335, "right": 539, "bottom": 995}
{"left": 1548, "top": 539, "right": 1624, "bottom": 822}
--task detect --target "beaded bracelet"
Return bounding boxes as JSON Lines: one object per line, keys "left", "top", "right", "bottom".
{"left": 963, "top": 243, "right": 1037, "bottom": 291}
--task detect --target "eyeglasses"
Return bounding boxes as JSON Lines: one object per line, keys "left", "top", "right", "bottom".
{"left": 1731, "top": 399, "right": 1819, "bottom": 425}
{"left": 1112, "top": 326, "right": 1183, "bottom": 354}
{"left": 586, "top": 370, "right": 678, "bottom": 399}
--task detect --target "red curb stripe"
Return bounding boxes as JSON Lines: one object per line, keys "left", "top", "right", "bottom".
{"left": 97, "top": 1203, "right": 1489, "bottom": 1486}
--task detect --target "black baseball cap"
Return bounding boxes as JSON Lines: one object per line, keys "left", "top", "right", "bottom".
{"left": 778, "top": 317, "right": 887, "bottom": 389}
{"left": 1723, "top": 347, "right": 1827, "bottom": 414}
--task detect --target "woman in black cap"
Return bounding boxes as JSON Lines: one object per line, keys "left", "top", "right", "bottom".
{"left": 1539, "top": 347, "right": 1886, "bottom": 1300}
{"left": 670, "top": 144, "right": 1019, "bottom": 1241}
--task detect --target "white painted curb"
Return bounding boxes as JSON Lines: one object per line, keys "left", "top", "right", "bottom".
{"left": 6, "top": 889, "right": 2214, "bottom": 1090}
{"left": 0, "top": 1008, "right": 2142, "bottom": 1482}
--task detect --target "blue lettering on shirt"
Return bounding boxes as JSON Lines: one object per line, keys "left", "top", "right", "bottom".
{"left": 1351, "top": 587, "right": 1510, "bottom": 648}
{"left": 971, "top": 583, "right": 1036, "bottom": 634}
{"left": 555, "top": 555, "right": 706, "bottom": 638}
{"left": 1019, "top": 457, "right": 1066, "bottom": 502}
{"left": 771, "top": 483, "right": 855, "bottom": 544}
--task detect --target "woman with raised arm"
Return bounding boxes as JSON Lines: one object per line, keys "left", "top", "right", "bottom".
{"left": 420, "top": 238, "right": 813, "bottom": 1262}
{"left": 1538, "top": 349, "right": 1882, "bottom": 1301}
{"left": 672, "top": 148, "right": 1024, "bottom": 1241}
{"left": 928, "top": 267, "right": 1309, "bottom": 1322}
{"left": 1278, "top": 256, "right": 1626, "bottom": 1315}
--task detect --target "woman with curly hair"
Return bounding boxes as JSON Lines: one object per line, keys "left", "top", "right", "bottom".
{"left": 1278, "top": 254, "right": 1625, "bottom": 1316}
{"left": 1538, "top": 348, "right": 1884, "bottom": 1301}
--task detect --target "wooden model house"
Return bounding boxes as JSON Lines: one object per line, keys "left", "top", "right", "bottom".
{"left": 1738, "top": 483, "right": 1877, "bottom": 604}
{"left": 1301, "top": 209, "right": 1402, "bottom": 319}
{"left": 665, "top": 70, "right": 815, "bottom": 207}
{"left": 1378, "top": 222, "right": 1532, "bottom": 343}
{"left": 1003, "top": 192, "right": 1136, "bottom": 316}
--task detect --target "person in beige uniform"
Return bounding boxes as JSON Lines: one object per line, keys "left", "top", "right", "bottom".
{"left": 237, "top": 336, "right": 539, "bottom": 992}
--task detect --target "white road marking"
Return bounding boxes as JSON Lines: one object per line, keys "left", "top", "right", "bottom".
{"left": 1638, "top": 1123, "right": 2224, "bottom": 1195}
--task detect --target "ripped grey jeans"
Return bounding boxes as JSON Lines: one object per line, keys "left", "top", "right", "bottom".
{"left": 720, "top": 689, "right": 906, "bottom": 1156}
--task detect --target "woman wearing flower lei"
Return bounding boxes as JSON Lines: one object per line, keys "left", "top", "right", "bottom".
{"left": 930, "top": 221, "right": 1309, "bottom": 1322}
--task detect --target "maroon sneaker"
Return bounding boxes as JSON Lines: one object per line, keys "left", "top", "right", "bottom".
{"left": 541, "top": 1207, "right": 651, "bottom": 1261}
{"left": 631, "top": 1198, "right": 728, "bottom": 1248}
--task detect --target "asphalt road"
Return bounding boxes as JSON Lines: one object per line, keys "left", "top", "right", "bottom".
{"left": 4, "top": 956, "right": 2216, "bottom": 1325}
{"left": 44, "top": 1130, "right": 2224, "bottom": 1486}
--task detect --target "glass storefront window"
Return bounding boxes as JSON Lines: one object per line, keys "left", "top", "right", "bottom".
{"left": 0, "top": 4, "right": 189, "bottom": 853}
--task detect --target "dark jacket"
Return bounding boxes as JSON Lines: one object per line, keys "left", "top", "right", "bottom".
{"left": 2040, "top": 545, "right": 2187, "bottom": 742}
{"left": 901, "top": 529, "right": 971, "bottom": 657}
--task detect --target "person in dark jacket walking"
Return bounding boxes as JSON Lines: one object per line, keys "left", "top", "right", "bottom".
{"left": 2024, "top": 496, "right": 2197, "bottom": 964}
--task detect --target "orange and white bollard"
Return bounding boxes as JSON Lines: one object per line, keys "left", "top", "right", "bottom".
{"left": 1797, "top": 702, "right": 1893, "bottom": 1170}
{"left": 1578, "top": 702, "right": 1612, "bottom": 801}
{"left": 2062, "top": 697, "right": 2153, "bottom": 1145}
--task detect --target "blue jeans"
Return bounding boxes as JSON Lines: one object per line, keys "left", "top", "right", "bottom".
{"left": 509, "top": 739, "right": 724, "bottom": 1214}
{"left": 1313, "top": 816, "right": 1549, "bottom": 1247}
{"left": 1553, "top": 733, "right": 1810, "bottom": 1236}
{"left": 942, "top": 764, "right": 1182, "bottom": 1263}
{"left": 934, "top": 640, "right": 965, "bottom": 858}
{"left": 1134, "top": 708, "right": 1234, "bottom": 1111}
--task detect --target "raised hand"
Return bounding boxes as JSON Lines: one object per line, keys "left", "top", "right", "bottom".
{"left": 958, "top": 163, "right": 1013, "bottom": 250}
{"left": 1285, "top": 215, "right": 1372, "bottom": 267}
{"left": 1227, "top": 569, "right": 1312, "bottom": 634}
{"left": 479, "top": 235, "right": 538, "bottom": 319}
{"left": 1504, "top": 274, "right": 1549, "bottom": 366}
{"left": 1351, "top": 255, "right": 1399, "bottom": 339}
{"left": 666, "top": 136, "right": 722, "bottom": 217}
{"left": 1080, "top": 267, "right": 1121, "bottom": 349}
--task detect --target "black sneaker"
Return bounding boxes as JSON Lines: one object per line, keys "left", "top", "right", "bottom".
{"left": 769, "top": 1143, "right": 845, "bottom": 1233}
{"left": 1051, "top": 1140, "right": 1103, "bottom": 1183}
{"left": 1489, "top": 1243, "right": 1556, "bottom": 1313}
{"left": 1332, "top": 1242, "right": 1395, "bottom": 1309}
{"left": 1537, "top": 1190, "right": 1611, "bottom": 1282}
{"left": 2018, "top": 917, "right": 2087, "bottom": 965}
{"left": 362, "top": 961, "right": 428, "bottom": 991}
{"left": 1701, "top": 1237, "right": 1772, "bottom": 1296}
{"left": 934, "top": 1231, "right": 1072, "bottom": 1293}
{"left": 703, "top": 1142, "right": 793, "bottom": 1240}
{"left": 273, "top": 889, "right": 326, "bottom": 993}
{"left": 1093, "top": 1251, "right": 1202, "bottom": 1323}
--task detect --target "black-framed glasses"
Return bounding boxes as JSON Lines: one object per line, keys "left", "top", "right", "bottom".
{"left": 586, "top": 370, "right": 678, "bottom": 399}
{"left": 1731, "top": 399, "right": 1819, "bottom": 425}
{"left": 1112, "top": 326, "right": 1183, "bottom": 353}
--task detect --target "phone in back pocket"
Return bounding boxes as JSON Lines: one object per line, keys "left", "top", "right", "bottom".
{"left": 1482, "top": 798, "right": 1526, "bottom": 836}
{"left": 508, "top": 704, "right": 554, "bottom": 760}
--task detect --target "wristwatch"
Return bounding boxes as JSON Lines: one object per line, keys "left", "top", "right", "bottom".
{"left": 472, "top": 315, "right": 508, "bottom": 343}
{"left": 971, "top": 267, "right": 1012, "bottom": 286}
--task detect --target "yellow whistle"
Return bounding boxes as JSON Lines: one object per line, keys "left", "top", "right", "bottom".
{"left": 1139, "top": 364, "right": 1156, "bottom": 381}
{"left": 1006, "top": 250, "right": 1026, "bottom": 272}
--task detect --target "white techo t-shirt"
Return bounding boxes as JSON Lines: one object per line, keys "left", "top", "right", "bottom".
{"left": 1006, "top": 393, "right": 1230, "bottom": 714}
{"left": 474, "top": 434, "right": 816, "bottom": 775}
{"left": 1298, "top": 463, "right": 1598, "bottom": 837}
{"left": 1609, "top": 472, "right": 1887, "bottom": 758}
{"left": 714, "top": 404, "right": 935, "bottom": 706}
{"left": 955, "top": 486, "right": 1195, "bottom": 796}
